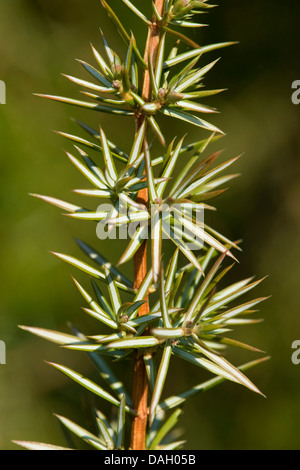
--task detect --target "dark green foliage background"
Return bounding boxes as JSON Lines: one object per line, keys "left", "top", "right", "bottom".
{"left": 0, "top": 0, "right": 300, "bottom": 449}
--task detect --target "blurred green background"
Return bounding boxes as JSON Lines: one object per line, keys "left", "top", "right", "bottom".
{"left": 0, "top": 0, "right": 300, "bottom": 450}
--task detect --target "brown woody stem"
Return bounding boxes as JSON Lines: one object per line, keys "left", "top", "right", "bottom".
{"left": 130, "top": 0, "right": 164, "bottom": 451}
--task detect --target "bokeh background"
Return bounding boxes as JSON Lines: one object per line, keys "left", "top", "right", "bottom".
{"left": 0, "top": 0, "right": 300, "bottom": 450}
